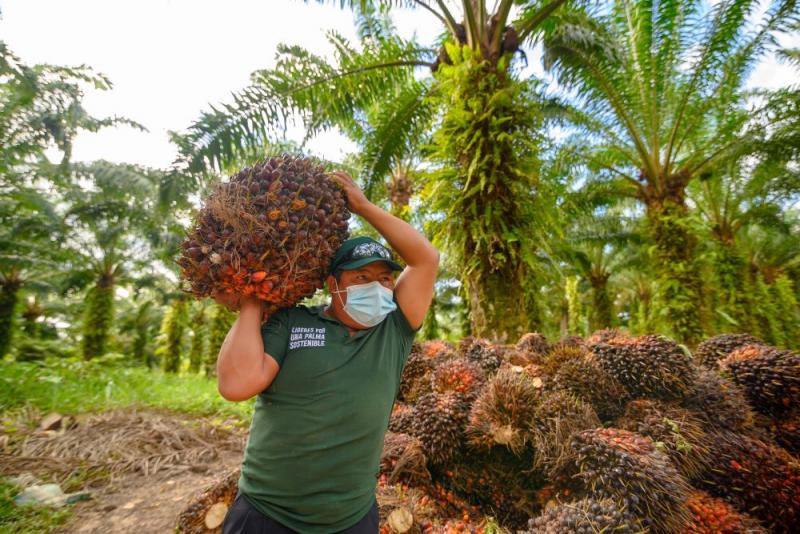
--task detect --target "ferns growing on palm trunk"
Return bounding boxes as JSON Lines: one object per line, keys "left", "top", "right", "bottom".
{"left": 205, "top": 303, "right": 235, "bottom": 377}
{"left": 0, "top": 278, "right": 21, "bottom": 358}
{"left": 157, "top": 298, "right": 189, "bottom": 373}
{"left": 188, "top": 304, "right": 207, "bottom": 374}
{"left": 81, "top": 273, "right": 115, "bottom": 360}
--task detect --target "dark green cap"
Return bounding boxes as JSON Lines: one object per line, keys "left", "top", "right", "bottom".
{"left": 329, "top": 236, "right": 403, "bottom": 274}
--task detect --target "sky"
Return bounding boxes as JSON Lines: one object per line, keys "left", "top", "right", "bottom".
{"left": 1, "top": 0, "right": 798, "bottom": 170}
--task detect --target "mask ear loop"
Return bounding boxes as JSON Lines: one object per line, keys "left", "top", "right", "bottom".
{"left": 332, "top": 277, "right": 347, "bottom": 308}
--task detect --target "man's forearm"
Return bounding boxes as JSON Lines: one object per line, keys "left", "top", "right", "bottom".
{"left": 357, "top": 202, "right": 438, "bottom": 266}
{"left": 216, "top": 299, "right": 268, "bottom": 399}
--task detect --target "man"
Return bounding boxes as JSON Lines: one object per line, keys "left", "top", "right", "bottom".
{"left": 215, "top": 171, "right": 439, "bottom": 533}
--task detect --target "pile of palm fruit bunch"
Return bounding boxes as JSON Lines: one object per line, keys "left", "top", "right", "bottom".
{"left": 378, "top": 331, "right": 800, "bottom": 533}
{"left": 177, "top": 155, "right": 350, "bottom": 314}
{"left": 177, "top": 331, "right": 798, "bottom": 533}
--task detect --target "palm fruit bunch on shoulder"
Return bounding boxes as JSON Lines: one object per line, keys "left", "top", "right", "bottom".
{"left": 590, "top": 334, "right": 696, "bottom": 400}
{"left": 531, "top": 389, "right": 600, "bottom": 478}
{"left": 389, "top": 403, "right": 415, "bottom": 435}
{"left": 685, "top": 490, "right": 767, "bottom": 534}
{"left": 515, "top": 332, "right": 551, "bottom": 362}
{"left": 431, "top": 358, "right": 485, "bottom": 400}
{"left": 380, "top": 432, "right": 430, "bottom": 487}
{"left": 695, "top": 333, "right": 762, "bottom": 369}
{"left": 697, "top": 430, "right": 800, "bottom": 533}
{"left": 551, "top": 353, "right": 628, "bottom": 421}
{"left": 462, "top": 338, "right": 502, "bottom": 375}
{"left": 466, "top": 367, "right": 541, "bottom": 455}
{"left": 720, "top": 344, "right": 800, "bottom": 417}
{"left": 177, "top": 468, "right": 240, "bottom": 533}
{"left": 681, "top": 367, "right": 756, "bottom": 433}
{"left": 411, "top": 392, "right": 471, "bottom": 467}
{"left": 434, "top": 447, "right": 539, "bottom": 530}
{"left": 178, "top": 155, "right": 349, "bottom": 315}
{"left": 614, "top": 399, "right": 711, "bottom": 479}
{"left": 398, "top": 346, "right": 437, "bottom": 403}
{"left": 525, "top": 498, "right": 645, "bottom": 534}
{"left": 556, "top": 428, "right": 691, "bottom": 534}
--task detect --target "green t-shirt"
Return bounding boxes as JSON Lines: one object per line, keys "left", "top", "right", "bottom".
{"left": 237, "top": 303, "right": 417, "bottom": 533}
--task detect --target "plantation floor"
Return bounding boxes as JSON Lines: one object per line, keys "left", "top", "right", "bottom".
{"left": 1, "top": 407, "right": 247, "bottom": 534}
{"left": 62, "top": 448, "right": 242, "bottom": 534}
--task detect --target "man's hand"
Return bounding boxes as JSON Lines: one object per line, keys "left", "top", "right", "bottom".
{"left": 212, "top": 292, "right": 264, "bottom": 317}
{"left": 329, "top": 171, "right": 371, "bottom": 216}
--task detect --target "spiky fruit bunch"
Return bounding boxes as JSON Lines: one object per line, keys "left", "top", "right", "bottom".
{"left": 698, "top": 430, "right": 800, "bottom": 533}
{"left": 685, "top": 490, "right": 767, "bottom": 534}
{"left": 398, "top": 347, "right": 436, "bottom": 403}
{"left": 560, "top": 428, "right": 691, "bottom": 533}
{"left": 695, "top": 333, "right": 762, "bottom": 369}
{"left": 389, "top": 403, "right": 415, "bottom": 435}
{"left": 590, "top": 335, "right": 696, "bottom": 399}
{"left": 462, "top": 339, "right": 502, "bottom": 375}
{"left": 466, "top": 367, "right": 541, "bottom": 455}
{"left": 431, "top": 358, "right": 485, "bottom": 399}
{"left": 178, "top": 156, "right": 350, "bottom": 314}
{"left": 380, "top": 432, "right": 430, "bottom": 487}
{"left": 682, "top": 367, "right": 755, "bottom": 432}
{"left": 541, "top": 344, "right": 589, "bottom": 375}
{"left": 531, "top": 390, "right": 600, "bottom": 478}
{"left": 419, "top": 340, "right": 456, "bottom": 360}
{"left": 525, "top": 498, "right": 644, "bottom": 534}
{"left": 177, "top": 468, "right": 239, "bottom": 533}
{"left": 720, "top": 344, "right": 800, "bottom": 417}
{"left": 615, "top": 399, "right": 711, "bottom": 479}
{"left": 551, "top": 355, "right": 627, "bottom": 421}
{"left": 411, "top": 393, "right": 471, "bottom": 466}
{"left": 515, "top": 333, "right": 550, "bottom": 359}
{"left": 756, "top": 409, "right": 800, "bottom": 455}
{"left": 586, "top": 328, "right": 622, "bottom": 344}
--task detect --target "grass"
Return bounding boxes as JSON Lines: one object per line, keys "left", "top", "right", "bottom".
{"left": 0, "top": 355, "right": 254, "bottom": 423}
{"left": 0, "top": 479, "right": 71, "bottom": 534}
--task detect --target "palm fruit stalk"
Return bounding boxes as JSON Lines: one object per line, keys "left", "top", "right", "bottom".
{"left": 380, "top": 432, "right": 431, "bottom": 487}
{"left": 590, "top": 334, "right": 696, "bottom": 400}
{"left": 431, "top": 358, "right": 485, "bottom": 400}
{"left": 178, "top": 155, "right": 350, "bottom": 316}
{"left": 697, "top": 430, "right": 800, "bottom": 533}
{"left": 411, "top": 392, "right": 471, "bottom": 466}
{"left": 524, "top": 498, "right": 645, "bottom": 534}
{"left": 681, "top": 367, "right": 756, "bottom": 433}
{"left": 720, "top": 344, "right": 800, "bottom": 417}
{"left": 694, "top": 333, "right": 762, "bottom": 369}
{"left": 615, "top": 399, "right": 712, "bottom": 479}
{"left": 685, "top": 490, "right": 767, "bottom": 534}
{"left": 177, "top": 469, "right": 239, "bottom": 533}
{"left": 466, "top": 367, "right": 541, "bottom": 455}
{"left": 531, "top": 389, "right": 600, "bottom": 478}
{"left": 551, "top": 353, "right": 628, "bottom": 421}
{"left": 556, "top": 428, "right": 692, "bottom": 533}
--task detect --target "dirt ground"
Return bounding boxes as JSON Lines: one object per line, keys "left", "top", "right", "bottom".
{"left": 60, "top": 450, "right": 242, "bottom": 534}
{"left": 1, "top": 407, "right": 246, "bottom": 534}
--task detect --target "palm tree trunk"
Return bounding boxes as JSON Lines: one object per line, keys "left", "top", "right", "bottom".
{"left": 0, "top": 276, "right": 22, "bottom": 358}
{"left": 434, "top": 53, "right": 541, "bottom": 342}
{"left": 646, "top": 198, "right": 706, "bottom": 345}
{"left": 205, "top": 303, "right": 235, "bottom": 378}
{"left": 588, "top": 273, "right": 613, "bottom": 332}
{"left": 159, "top": 297, "right": 189, "bottom": 373}
{"left": 188, "top": 305, "right": 207, "bottom": 374}
{"left": 712, "top": 244, "right": 755, "bottom": 334}
{"left": 81, "top": 272, "right": 115, "bottom": 360}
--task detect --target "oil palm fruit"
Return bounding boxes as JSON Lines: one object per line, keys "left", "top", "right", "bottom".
{"left": 685, "top": 490, "right": 767, "bottom": 534}
{"left": 178, "top": 155, "right": 350, "bottom": 315}
{"left": 411, "top": 392, "right": 471, "bottom": 466}
{"left": 720, "top": 344, "right": 800, "bottom": 417}
{"left": 431, "top": 358, "right": 485, "bottom": 399}
{"left": 462, "top": 338, "right": 502, "bottom": 375}
{"left": 681, "top": 367, "right": 755, "bottom": 433}
{"left": 551, "top": 354, "right": 628, "bottom": 421}
{"left": 525, "top": 498, "right": 645, "bottom": 534}
{"left": 695, "top": 333, "right": 762, "bottom": 369}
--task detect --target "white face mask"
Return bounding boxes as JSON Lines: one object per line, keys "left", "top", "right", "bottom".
{"left": 332, "top": 280, "right": 397, "bottom": 327}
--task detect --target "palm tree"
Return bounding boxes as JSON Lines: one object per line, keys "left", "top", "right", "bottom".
{"left": 57, "top": 161, "right": 164, "bottom": 359}
{"left": 541, "top": 0, "right": 798, "bottom": 344}
{"left": 175, "top": 1, "right": 569, "bottom": 341}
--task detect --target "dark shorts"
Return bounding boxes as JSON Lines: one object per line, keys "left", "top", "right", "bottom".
{"left": 221, "top": 492, "right": 379, "bottom": 534}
